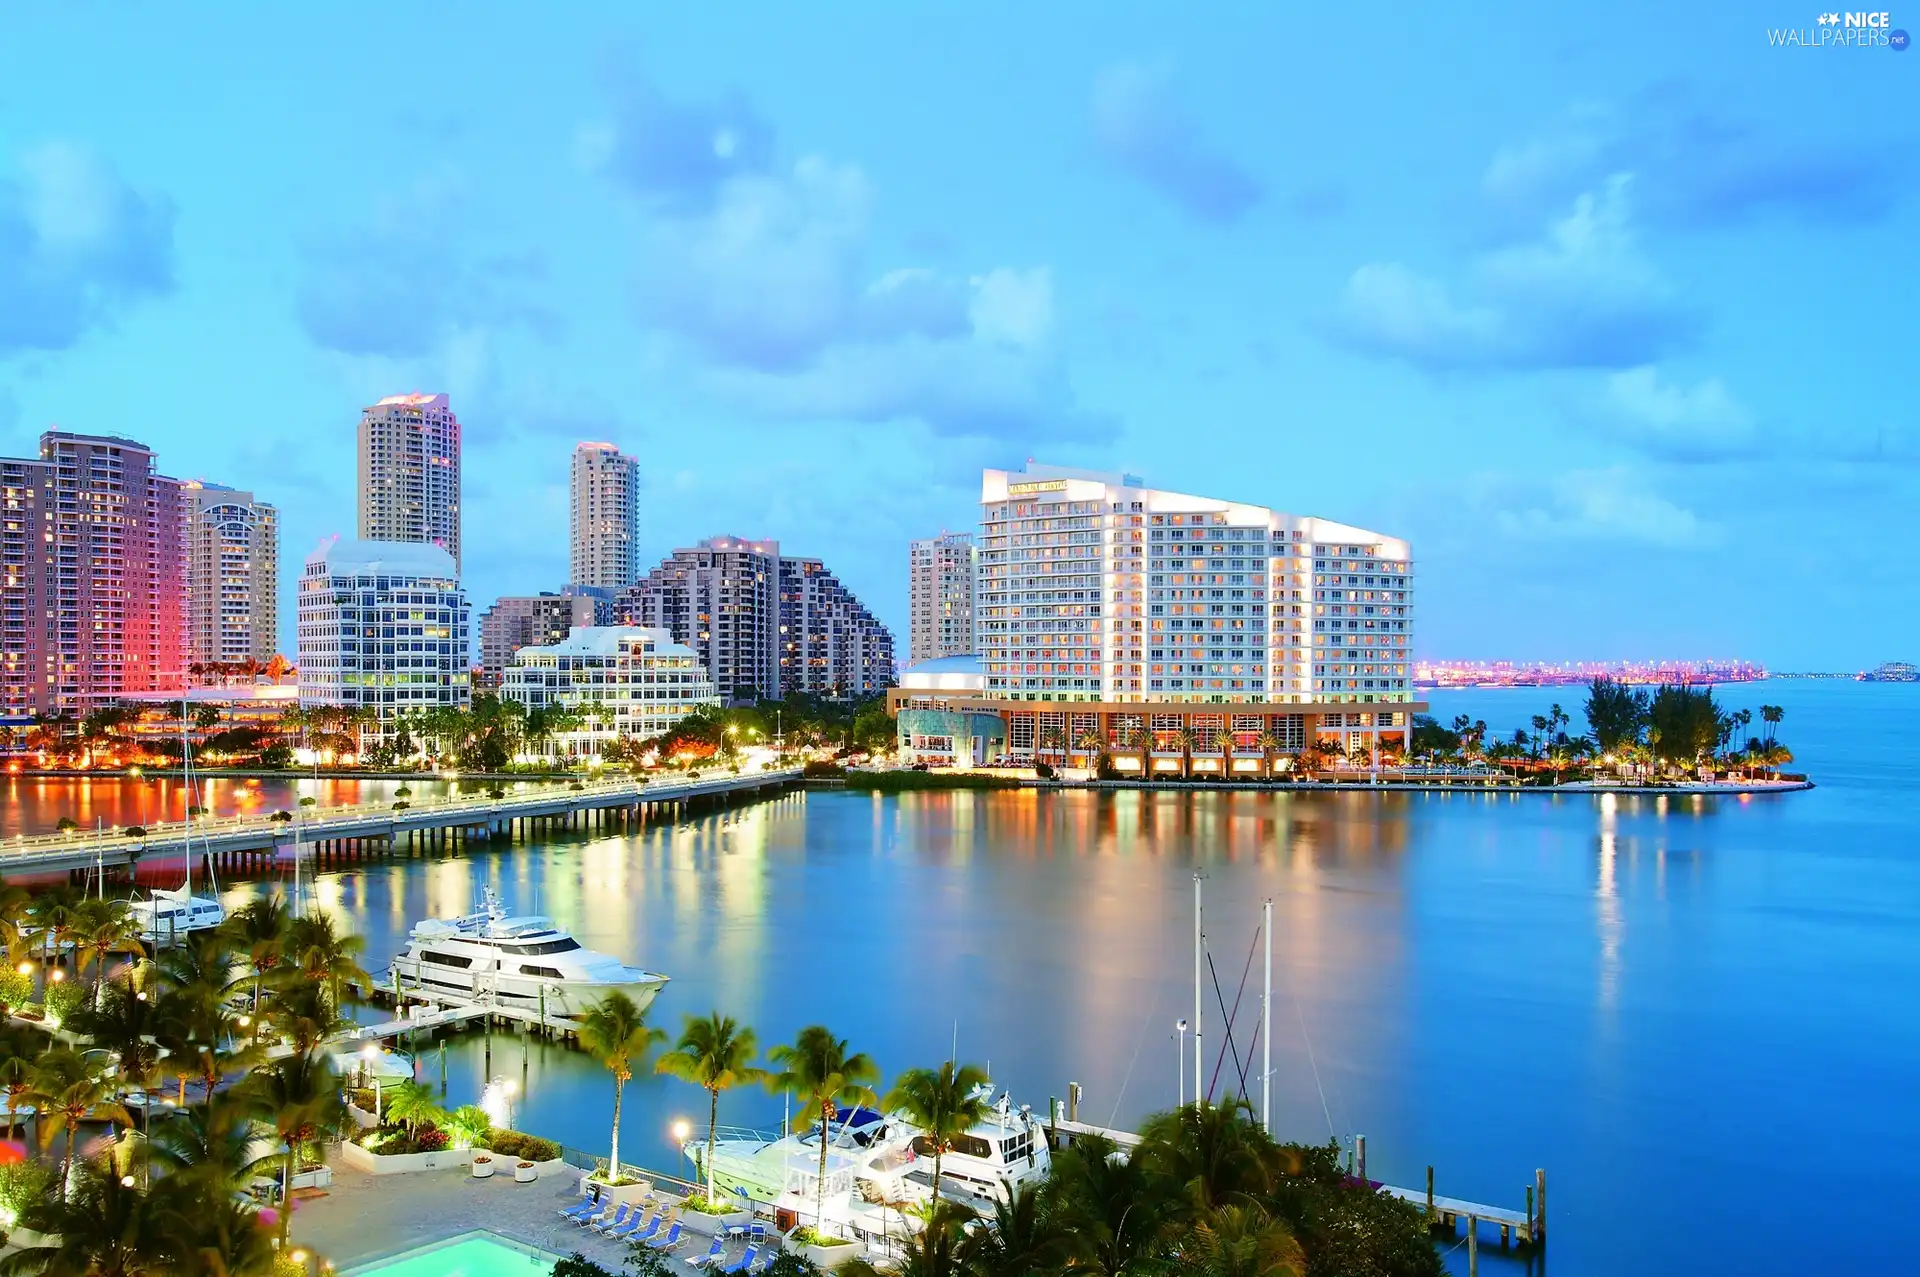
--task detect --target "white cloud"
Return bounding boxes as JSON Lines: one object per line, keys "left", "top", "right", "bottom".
{"left": 1596, "top": 366, "right": 1755, "bottom": 461}
{"left": 1492, "top": 467, "right": 1721, "bottom": 548}
{"left": 969, "top": 268, "right": 1054, "bottom": 348}
{"left": 1330, "top": 175, "right": 1700, "bottom": 371}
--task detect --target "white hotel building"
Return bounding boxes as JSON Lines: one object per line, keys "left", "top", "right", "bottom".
{"left": 888, "top": 465, "right": 1422, "bottom": 771}
{"left": 499, "top": 626, "right": 719, "bottom": 764}
{"left": 296, "top": 539, "right": 471, "bottom": 742}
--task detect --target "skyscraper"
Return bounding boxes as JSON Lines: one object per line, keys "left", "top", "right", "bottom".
{"left": 619, "top": 536, "right": 782, "bottom": 702}
{"left": 888, "top": 464, "right": 1420, "bottom": 768}
{"left": 570, "top": 442, "right": 640, "bottom": 590}
{"left": 908, "top": 532, "right": 976, "bottom": 664}
{"left": 0, "top": 432, "right": 187, "bottom": 716}
{"left": 780, "top": 557, "right": 895, "bottom": 697}
{"left": 357, "top": 392, "right": 461, "bottom": 569}
{"left": 183, "top": 482, "right": 279, "bottom": 668}
{"left": 619, "top": 536, "right": 895, "bottom": 702}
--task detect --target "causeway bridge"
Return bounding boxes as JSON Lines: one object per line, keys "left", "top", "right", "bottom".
{"left": 1, "top": 767, "right": 801, "bottom": 879}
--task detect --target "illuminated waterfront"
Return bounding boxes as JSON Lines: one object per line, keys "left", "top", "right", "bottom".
{"left": 2, "top": 681, "right": 1915, "bottom": 1274}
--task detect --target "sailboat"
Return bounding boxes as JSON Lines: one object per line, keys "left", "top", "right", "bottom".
{"left": 127, "top": 702, "right": 226, "bottom": 948}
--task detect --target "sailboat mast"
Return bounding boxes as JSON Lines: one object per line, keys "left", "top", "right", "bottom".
{"left": 1262, "top": 898, "right": 1273, "bottom": 1133}
{"left": 1193, "top": 872, "right": 1203, "bottom": 1107}
{"left": 181, "top": 698, "right": 192, "bottom": 899}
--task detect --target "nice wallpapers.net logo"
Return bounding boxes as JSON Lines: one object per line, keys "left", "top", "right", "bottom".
{"left": 1768, "top": 10, "right": 1911, "bottom": 47}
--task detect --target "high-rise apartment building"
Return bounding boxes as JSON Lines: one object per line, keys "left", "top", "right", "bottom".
{"left": 619, "top": 536, "right": 781, "bottom": 702}
{"left": 477, "top": 590, "right": 604, "bottom": 689}
{"left": 889, "top": 465, "right": 1421, "bottom": 768}
{"left": 357, "top": 392, "right": 461, "bottom": 569}
{"left": 0, "top": 432, "right": 188, "bottom": 716}
{"left": 618, "top": 536, "right": 894, "bottom": 703}
{"left": 183, "top": 482, "right": 278, "bottom": 667}
{"left": 780, "top": 557, "right": 895, "bottom": 697}
{"left": 570, "top": 442, "right": 640, "bottom": 591}
{"left": 499, "top": 626, "right": 719, "bottom": 763}
{"left": 296, "top": 539, "right": 470, "bottom": 741}
{"left": 908, "top": 532, "right": 975, "bottom": 664}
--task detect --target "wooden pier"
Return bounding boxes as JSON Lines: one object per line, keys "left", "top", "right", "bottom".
{"left": 1, "top": 766, "right": 801, "bottom": 879}
{"left": 1044, "top": 1087, "right": 1545, "bottom": 1251}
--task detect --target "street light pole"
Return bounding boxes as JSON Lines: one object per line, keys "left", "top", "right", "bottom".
{"left": 1176, "top": 1019, "right": 1188, "bottom": 1108}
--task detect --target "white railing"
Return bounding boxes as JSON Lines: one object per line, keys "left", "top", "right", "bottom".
{"left": 0, "top": 766, "right": 800, "bottom": 858}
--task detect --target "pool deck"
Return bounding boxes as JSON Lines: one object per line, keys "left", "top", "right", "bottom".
{"left": 290, "top": 1156, "right": 715, "bottom": 1272}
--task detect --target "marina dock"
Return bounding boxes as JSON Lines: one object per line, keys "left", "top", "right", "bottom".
{"left": 1046, "top": 1089, "right": 1545, "bottom": 1250}
{"left": 1, "top": 766, "right": 801, "bottom": 878}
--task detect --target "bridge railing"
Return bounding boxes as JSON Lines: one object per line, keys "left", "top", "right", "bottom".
{"left": 0, "top": 766, "right": 800, "bottom": 858}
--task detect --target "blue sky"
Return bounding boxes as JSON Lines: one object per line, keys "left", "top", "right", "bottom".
{"left": 0, "top": 2, "right": 1910, "bottom": 669}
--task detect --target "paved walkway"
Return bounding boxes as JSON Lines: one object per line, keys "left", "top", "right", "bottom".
{"left": 289, "top": 1155, "right": 725, "bottom": 1272}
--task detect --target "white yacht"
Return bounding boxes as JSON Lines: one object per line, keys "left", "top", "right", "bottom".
{"left": 691, "top": 1082, "right": 1050, "bottom": 1241}
{"left": 128, "top": 887, "right": 227, "bottom": 948}
{"left": 387, "top": 887, "right": 667, "bottom": 1020}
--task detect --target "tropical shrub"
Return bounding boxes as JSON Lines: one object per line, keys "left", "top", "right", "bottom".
{"left": 485, "top": 1129, "right": 561, "bottom": 1161}
{"left": 44, "top": 980, "right": 85, "bottom": 1025}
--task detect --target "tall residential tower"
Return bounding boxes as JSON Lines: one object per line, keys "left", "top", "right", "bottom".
{"left": 569, "top": 442, "right": 640, "bottom": 590}
{"left": 183, "top": 482, "right": 278, "bottom": 667}
{"left": 357, "top": 392, "right": 461, "bottom": 569}
{"left": 908, "top": 532, "right": 975, "bottom": 663}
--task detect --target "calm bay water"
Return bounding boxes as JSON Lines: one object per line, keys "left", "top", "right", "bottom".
{"left": 3, "top": 678, "right": 1916, "bottom": 1275}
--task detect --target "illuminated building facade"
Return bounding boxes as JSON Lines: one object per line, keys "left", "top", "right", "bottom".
{"left": 499, "top": 625, "right": 718, "bottom": 762}
{"left": 0, "top": 432, "right": 188, "bottom": 716}
{"left": 889, "top": 464, "right": 1422, "bottom": 769}
{"left": 478, "top": 590, "right": 605, "bottom": 689}
{"left": 357, "top": 392, "right": 461, "bottom": 570}
{"left": 296, "top": 538, "right": 470, "bottom": 740}
{"left": 183, "top": 482, "right": 279, "bottom": 666}
{"left": 569, "top": 442, "right": 641, "bottom": 590}
{"left": 908, "top": 532, "right": 975, "bottom": 664}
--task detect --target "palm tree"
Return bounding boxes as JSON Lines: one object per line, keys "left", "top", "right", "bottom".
{"left": 954, "top": 1180, "right": 1069, "bottom": 1277}
{"left": 655, "top": 1012, "right": 765, "bottom": 1204}
{"left": 148, "top": 1096, "right": 259, "bottom": 1194}
{"left": 26, "top": 1047, "right": 133, "bottom": 1196}
{"left": 0, "top": 1024, "right": 39, "bottom": 1138}
{"left": 68, "top": 981, "right": 164, "bottom": 1136}
{"left": 1173, "top": 726, "right": 1197, "bottom": 779}
{"left": 167, "top": 1190, "right": 278, "bottom": 1277}
{"left": 768, "top": 1025, "right": 880, "bottom": 1241}
{"left": 27, "top": 884, "right": 79, "bottom": 969}
{"left": 382, "top": 1080, "right": 443, "bottom": 1138}
{"left": 841, "top": 1200, "right": 971, "bottom": 1277}
{"left": 1138, "top": 1099, "right": 1272, "bottom": 1214}
{"left": 1255, "top": 731, "right": 1281, "bottom": 779}
{"left": 220, "top": 896, "right": 289, "bottom": 1016}
{"left": 1761, "top": 704, "right": 1784, "bottom": 746}
{"left": 1044, "top": 1132, "right": 1167, "bottom": 1276}
{"left": 1191, "top": 1202, "right": 1306, "bottom": 1277}
{"left": 283, "top": 910, "right": 369, "bottom": 1016}
{"left": 577, "top": 990, "right": 665, "bottom": 1187}
{"left": 264, "top": 980, "right": 348, "bottom": 1056}
{"left": 883, "top": 1060, "right": 992, "bottom": 1209}
{"left": 70, "top": 898, "right": 140, "bottom": 1006}
{"left": 0, "top": 1160, "right": 183, "bottom": 1277}
{"left": 240, "top": 1048, "right": 341, "bottom": 1242}
{"left": 0, "top": 874, "right": 33, "bottom": 968}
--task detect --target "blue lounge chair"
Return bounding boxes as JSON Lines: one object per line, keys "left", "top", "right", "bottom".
{"left": 645, "top": 1221, "right": 683, "bottom": 1252}
{"left": 622, "top": 1213, "right": 664, "bottom": 1245}
{"left": 686, "top": 1237, "right": 726, "bottom": 1269}
{"left": 557, "top": 1192, "right": 599, "bottom": 1222}
{"left": 607, "top": 1208, "right": 655, "bottom": 1241}
{"left": 721, "top": 1244, "right": 761, "bottom": 1274}
{"left": 588, "top": 1203, "right": 633, "bottom": 1233}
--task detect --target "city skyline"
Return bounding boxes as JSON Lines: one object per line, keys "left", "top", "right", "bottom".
{"left": 0, "top": 3, "right": 1907, "bottom": 667}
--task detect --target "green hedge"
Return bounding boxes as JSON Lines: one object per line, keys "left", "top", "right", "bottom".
{"left": 44, "top": 980, "right": 85, "bottom": 1025}
{"left": 485, "top": 1129, "right": 561, "bottom": 1161}
{"left": 842, "top": 771, "right": 1021, "bottom": 793}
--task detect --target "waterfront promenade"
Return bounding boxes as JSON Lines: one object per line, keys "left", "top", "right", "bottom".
{"left": 0, "top": 767, "right": 800, "bottom": 877}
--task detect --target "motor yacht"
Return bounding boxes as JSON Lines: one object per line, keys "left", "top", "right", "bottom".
{"left": 387, "top": 886, "right": 667, "bottom": 1020}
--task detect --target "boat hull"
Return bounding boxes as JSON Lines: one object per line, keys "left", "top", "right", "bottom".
{"left": 386, "top": 958, "right": 666, "bottom": 1019}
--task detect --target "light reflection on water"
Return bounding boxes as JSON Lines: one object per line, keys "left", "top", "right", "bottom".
{"left": 3, "top": 680, "right": 1916, "bottom": 1276}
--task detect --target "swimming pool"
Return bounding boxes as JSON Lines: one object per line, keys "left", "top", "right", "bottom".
{"left": 342, "top": 1233, "right": 557, "bottom": 1277}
